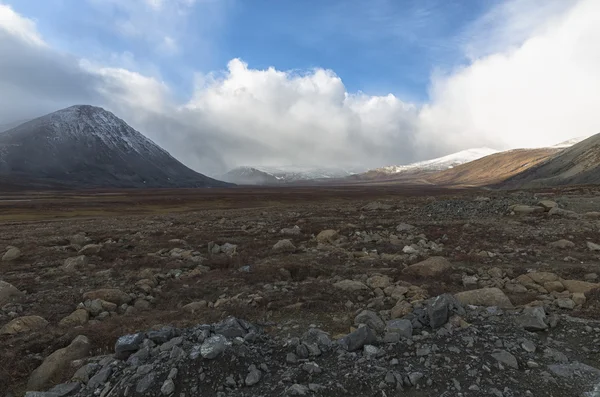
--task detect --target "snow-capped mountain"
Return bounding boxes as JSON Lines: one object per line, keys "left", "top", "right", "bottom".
{"left": 551, "top": 136, "right": 589, "bottom": 148}
{"left": 222, "top": 165, "right": 362, "bottom": 185}
{"left": 373, "top": 148, "right": 500, "bottom": 175}
{"left": 0, "top": 105, "right": 230, "bottom": 188}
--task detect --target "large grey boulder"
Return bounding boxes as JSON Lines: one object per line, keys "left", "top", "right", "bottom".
{"left": 354, "top": 310, "right": 385, "bottom": 332}
{"left": 338, "top": 326, "right": 377, "bottom": 352}
{"left": 201, "top": 335, "right": 228, "bottom": 359}
{"left": 115, "top": 332, "right": 145, "bottom": 359}
{"left": 516, "top": 307, "right": 548, "bottom": 331}
{"left": 27, "top": 335, "right": 91, "bottom": 391}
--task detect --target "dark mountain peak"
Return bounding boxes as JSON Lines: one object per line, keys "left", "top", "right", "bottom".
{"left": 0, "top": 106, "right": 231, "bottom": 189}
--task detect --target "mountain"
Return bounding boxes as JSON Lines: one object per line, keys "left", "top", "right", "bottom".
{"left": 221, "top": 165, "right": 361, "bottom": 185}
{"left": 222, "top": 167, "right": 280, "bottom": 185}
{"left": 0, "top": 105, "right": 230, "bottom": 189}
{"left": 374, "top": 148, "right": 499, "bottom": 174}
{"left": 551, "top": 136, "right": 589, "bottom": 148}
{"left": 426, "top": 148, "right": 561, "bottom": 187}
{"left": 500, "top": 133, "right": 600, "bottom": 188}
{"left": 346, "top": 148, "right": 498, "bottom": 183}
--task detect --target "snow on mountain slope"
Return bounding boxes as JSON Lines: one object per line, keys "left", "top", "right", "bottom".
{"left": 374, "top": 148, "right": 500, "bottom": 174}
{"left": 551, "top": 136, "right": 589, "bottom": 148}
{"left": 0, "top": 105, "right": 230, "bottom": 188}
{"left": 222, "top": 165, "right": 363, "bottom": 185}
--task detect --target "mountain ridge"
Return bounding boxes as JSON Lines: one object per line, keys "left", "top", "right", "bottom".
{"left": 0, "top": 105, "right": 231, "bottom": 189}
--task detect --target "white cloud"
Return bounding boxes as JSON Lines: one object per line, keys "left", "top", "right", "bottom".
{"left": 87, "top": 0, "right": 202, "bottom": 55}
{"left": 420, "top": 0, "right": 600, "bottom": 151}
{"left": 0, "top": 3, "right": 45, "bottom": 46}
{"left": 1, "top": 0, "right": 599, "bottom": 177}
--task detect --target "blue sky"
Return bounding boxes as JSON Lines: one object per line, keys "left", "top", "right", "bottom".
{"left": 1, "top": 0, "right": 598, "bottom": 174}
{"left": 5, "top": 0, "right": 500, "bottom": 102}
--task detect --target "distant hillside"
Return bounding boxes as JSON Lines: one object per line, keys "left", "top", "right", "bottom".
{"left": 425, "top": 148, "right": 561, "bottom": 187}
{"left": 222, "top": 167, "right": 280, "bottom": 185}
{"left": 501, "top": 133, "right": 600, "bottom": 188}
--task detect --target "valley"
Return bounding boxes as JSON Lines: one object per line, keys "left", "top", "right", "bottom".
{"left": 3, "top": 185, "right": 600, "bottom": 396}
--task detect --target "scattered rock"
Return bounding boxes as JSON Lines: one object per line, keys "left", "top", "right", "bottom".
{"left": 404, "top": 256, "right": 452, "bottom": 277}
{"left": 587, "top": 241, "right": 600, "bottom": 251}
{"left": 0, "top": 280, "right": 24, "bottom": 305}
{"left": 333, "top": 279, "right": 369, "bottom": 292}
{"left": 78, "top": 244, "right": 102, "bottom": 255}
{"left": 454, "top": 287, "right": 513, "bottom": 309}
{"left": 182, "top": 301, "right": 208, "bottom": 313}
{"left": 339, "top": 326, "right": 377, "bottom": 352}
{"left": 537, "top": 200, "right": 558, "bottom": 211}
{"left": 59, "top": 309, "right": 89, "bottom": 327}
{"left": 516, "top": 307, "right": 548, "bottom": 331}
{"left": 316, "top": 230, "right": 338, "bottom": 244}
{"left": 82, "top": 288, "right": 132, "bottom": 305}
{"left": 61, "top": 255, "right": 88, "bottom": 273}
{"left": 115, "top": 332, "right": 145, "bottom": 359}
{"left": 201, "top": 335, "right": 228, "bottom": 359}
{"left": 366, "top": 275, "right": 391, "bottom": 289}
{"left": 0, "top": 315, "right": 48, "bottom": 335}
{"left": 491, "top": 350, "right": 519, "bottom": 369}
{"left": 562, "top": 280, "right": 599, "bottom": 294}
{"left": 27, "top": 336, "right": 91, "bottom": 391}
{"left": 385, "top": 319, "right": 412, "bottom": 338}
{"left": 2, "top": 246, "right": 21, "bottom": 261}
{"left": 354, "top": 310, "right": 385, "bottom": 332}
{"left": 510, "top": 205, "right": 545, "bottom": 214}
{"left": 272, "top": 239, "right": 296, "bottom": 253}
{"left": 549, "top": 240, "right": 575, "bottom": 249}
{"left": 396, "top": 223, "right": 416, "bottom": 232}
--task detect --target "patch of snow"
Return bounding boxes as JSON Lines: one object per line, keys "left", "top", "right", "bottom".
{"left": 375, "top": 148, "right": 499, "bottom": 174}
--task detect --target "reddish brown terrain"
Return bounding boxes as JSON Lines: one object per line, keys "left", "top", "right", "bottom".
{"left": 2, "top": 185, "right": 600, "bottom": 396}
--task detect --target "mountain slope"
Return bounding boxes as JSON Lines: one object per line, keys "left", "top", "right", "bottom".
{"left": 426, "top": 148, "right": 561, "bottom": 187}
{"left": 500, "top": 133, "right": 600, "bottom": 188}
{"left": 0, "top": 105, "right": 230, "bottom": 188}
{"left": 346, "top": 148, "right": 498, "bottom": 183}
{"left": 221, "top": 165, "right": 361, "bottom": 185}
{"left": 222, "top": 167, "right": 280, "bottom": 185}
{"left": 374, "top": 148, "right": 499, "bottom": 174}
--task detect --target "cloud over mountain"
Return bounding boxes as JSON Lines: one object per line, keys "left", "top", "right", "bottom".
{"left": 0, "top": 0, "right": 599, "bottom": 176}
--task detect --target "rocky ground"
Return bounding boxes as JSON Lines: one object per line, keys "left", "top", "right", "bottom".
{"left": 2, "top": 186, "right": 600, "bottom": 397}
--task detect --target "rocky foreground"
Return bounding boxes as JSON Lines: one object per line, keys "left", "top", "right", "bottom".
{"left": 3, "top": 189, "right": 600, "bottom": 396}
{"left": 22, "top": 300, "right": 600, "bottom": 397}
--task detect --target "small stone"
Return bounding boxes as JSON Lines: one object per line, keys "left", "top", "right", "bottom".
{"left": 245, "top": 365, "right": 262, "bottom": 386}
{"left": 455, "top": 288, "right": 513, "bottom": 309}
{"left": 161, "top": 379, "right": 175, "bottom": 395}
{"left": 272, "top": 239, "right": 296, "bottom": 253}
{"left": 115, "top": 332, "right": 145, "bottom": 359}
{"left": 333, "top": 279, "right": 369, "bottom": 292}
{"left": 549, "top": 240, "right": 575, "bottom": 249}
{"left": 87, "top": 367, "right": 112, "bottom": 389}
{"left": 59, "top": 309, "right": 89, "bottom": 327}
{"left": 516, "top": 307, "right": 548, "bottom": 331}
{"left": 316, "top": 230, "right": 338, "bottom": 244}
{"left": 0, "top": 315, "right": 48, "bottom": 335}
{"left": 2, "top": 246, "right": 21, "bottom": 261}
{"left": 404, "top": 256, "right": 452, "bottom": 277}
{"left": 338, "top": 326, "right": 377, "bottom": 352}
{"left": 366, "top": 275, "right": 391, "bottom": 289}
{"left": 354, "top": 310, "right": 385, "bottom": 332}
{"left": 572, "top": 292, "right": 586, "bottom": 305}
{"left": 287, "top": 384, "right": 309, "bottom": 396}
{"left": 492, "top": 350, "right": 519, "bottom": 369}
{"left": 556, "top": 298, "right": 575, "bottom": 310}
{"left": 201, "top": 335, "right": 228, "bottom": 359}
{"left": 386, "top": 319, "right": 413, "bottom": 338}
{"left": 521, "top": 340, "right": 536, "bottom": 353}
